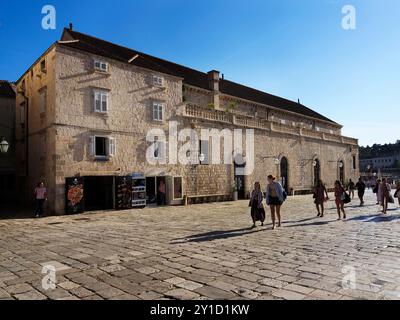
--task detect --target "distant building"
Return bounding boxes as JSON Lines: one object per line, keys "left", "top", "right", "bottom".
{"left": 14, "top": 27, "right": 359, "bottom": 215}
{"left": 360, "top": 154, "right": 400, "bottom": 171}
{"left": 0, "top": 81, "right": 16, "bottom": 205}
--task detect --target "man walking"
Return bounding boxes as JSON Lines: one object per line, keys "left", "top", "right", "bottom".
{"left": 355, "top": 177, "right": 366, "bottom": 206}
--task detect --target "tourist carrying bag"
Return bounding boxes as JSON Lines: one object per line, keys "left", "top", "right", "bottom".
{"left": 343, "top": 192, "right": 351, "bottom": 204}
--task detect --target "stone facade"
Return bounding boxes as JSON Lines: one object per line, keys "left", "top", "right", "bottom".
{"left": 15, "top": 39, "right": 359, "bottom": 215}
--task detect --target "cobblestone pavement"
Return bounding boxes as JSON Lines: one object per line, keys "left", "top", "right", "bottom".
{"left": 1, "top": 190, "right": 400, "bottom": 300}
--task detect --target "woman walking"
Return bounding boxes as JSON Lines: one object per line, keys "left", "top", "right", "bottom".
{"left": 34, "top": 181, "right": 47, "bottom": 218}
{"left": 266, "top": 175, "right": 285, "bottom": 230}
{"left": 394, "top": 182, "right": 400, "bottom": 206}
{"left": 249, "top": 182, "right": 265, "bottom": 228}
{"left": 313, "top": 180, "right": 329, "bottom": 217}
{"left": 334, "top": 180, "right": 346, "bottom": 220}
{"left": 381, "top": 178, "right": 391, "bottom": 214}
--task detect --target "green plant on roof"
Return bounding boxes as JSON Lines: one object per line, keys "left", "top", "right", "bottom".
{"left": 225, "top": 102, "right": 237, "bottom": 113}
{"left": 207, "top": 103, "right": 215, "bottom": 110}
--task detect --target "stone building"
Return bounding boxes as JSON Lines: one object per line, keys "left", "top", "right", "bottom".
{"left": 360, "top": 154, "right": 400, "bottom": 171}
{"left": 15, "top": 27, "right": 359, "bottom": 215}
{"left": 0, "top": 81, "right": 16, "bottom": 206}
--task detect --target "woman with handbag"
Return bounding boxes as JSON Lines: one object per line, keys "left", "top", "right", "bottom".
{"left": 334, "top": 180, "right": 346, "bottom": 220}
{"left": 381, "top": 178, "right": 392, "bottom": 214}
{"left": 249, "top": 182, "right": 265, "bottom": 228}
{"left": 313, "top": 179, "right": 329, "bottom": 217}
{"left": 266, "top": 175, "right": 285, "bottom": 230}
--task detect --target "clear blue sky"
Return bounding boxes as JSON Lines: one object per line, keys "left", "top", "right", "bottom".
{"left": 1, "top": 0, "right": 399, "bottom": 146}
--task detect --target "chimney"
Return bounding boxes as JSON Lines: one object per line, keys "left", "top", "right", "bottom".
{"left": 207, "top": 70, "right": 220, "bottom": 92}
{"left": 69, "top": 22, "right": 73, "bottom": 31}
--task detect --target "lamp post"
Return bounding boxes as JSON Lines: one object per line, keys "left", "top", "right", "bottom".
{"left": 0, "top": 138, "right": 9, "bottom": 154}
{"left": 274, "top": 157, "right": 280, "bottom": 179}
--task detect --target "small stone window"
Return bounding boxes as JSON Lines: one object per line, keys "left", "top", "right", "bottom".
{"left": 89, "top": 136, "right": 115, "bottom": 159}
{"left": 152, "top": 75, "right": 164, "bottom": 87}
{"left": 94, "top": 60, "right": 108, "bottom": 72}
{"left": 40, "top": 59, "right": 46, "bottom": 73}
{"left": 93, "top": 90, "right": 109, "bottom": 113}
{"left": 152, "top": 103, "right": 164, "bottom": 121}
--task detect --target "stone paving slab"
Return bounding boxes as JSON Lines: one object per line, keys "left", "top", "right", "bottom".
{"left": 0, "top": 190, "right": 400, "bottom": 300}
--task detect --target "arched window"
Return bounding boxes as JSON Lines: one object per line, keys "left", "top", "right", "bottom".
{"left": 339, "top": 160, "right": 345, "bottom": 184}
{"left": 280, "top": 157, "right": 289, "bottom": 193}
{"left": 313, "top": 159, "right": 320, "bottom": 187}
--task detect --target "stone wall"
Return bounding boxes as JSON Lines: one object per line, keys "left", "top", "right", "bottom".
{"left": 16, "top": 44, "right": 359, "bottom": 214}
{"left": 15, "top": 46, "right": 57, "bottom": 208}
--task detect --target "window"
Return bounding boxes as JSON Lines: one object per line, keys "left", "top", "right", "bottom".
{"left": 152, "top": 103, "right": 164, "bottom": 121}
{"left": 94, "top": 90, "right": 108, "bottom": 113}
{"left": 40, "top": 59, "right": 46, "bottom": 72}
{"left": 89, "top": 136, "right": 115, "bottom": 158}
{"left": 94, "top": 60, "right": 108, "bottom": 72}
{"left": 39, "top": 89, "right": 47, "bottom": 113}
{"left": 152, "top": 75, "right": 164, "bottom": 87}
{"left": 153, "top": 140, "right": 166, "bottom": 159}
{"left": 199, "top": 140, "right": 209, "bottom": 165}
{"left": 353, "top": 156, "right": 357, "bottom": 170}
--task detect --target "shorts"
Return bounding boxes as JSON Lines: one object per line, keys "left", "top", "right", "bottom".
{"left": 269, "top": 196, "right": 283, "bottom": 206}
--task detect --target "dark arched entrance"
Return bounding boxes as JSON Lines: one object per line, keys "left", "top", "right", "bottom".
{"left": 339, "top": 161, "right": 345, "bottom": 184}
{"left": 234, "top": 154, "right": 246, "bottom": 200}
{"left": 313, "top": 159, "right": 320, "bottom": 187}
{"left": 280, "top": 157, "right": 289, "bottom": 193}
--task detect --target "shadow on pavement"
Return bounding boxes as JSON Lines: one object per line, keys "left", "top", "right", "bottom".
{"left": 284, "top": 220, "right": 333, "bottom": 228}
{"left": 0, "top": 205, "right": 35, "bottom": 220}
{"left": 171, "top": 227, "right": 267, "bottom": 243}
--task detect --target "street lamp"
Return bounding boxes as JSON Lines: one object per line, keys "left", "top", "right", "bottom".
{"left": 312, "top": 160, "right": 317, "bottom": 167}
{"left": 199, "top": 153, "right": 205, "bottom": 163}
{"left": 0, "top": 138, "right": 9, "bottom": 154}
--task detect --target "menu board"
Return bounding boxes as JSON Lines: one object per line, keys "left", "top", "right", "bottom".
{"left": 132, "top": 175, "right": 146, "bottom": 208}
{"left": 65, "top": 177, "right": 84, "bottom": 214}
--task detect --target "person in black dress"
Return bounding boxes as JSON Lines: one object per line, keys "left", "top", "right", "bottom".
{"left": 249, "top": 182, "right": 265, "bottom": 228}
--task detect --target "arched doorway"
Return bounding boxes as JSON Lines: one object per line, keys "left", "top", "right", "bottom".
{"left": 234, "top": 153, "right": 246, "bottom": 200}
{"left": 339, "top": 161, "right": 345, "bottom": 184}
{"left": 313, "top": 159, "right": 320, "bottom": 187}
{"left": 280, "top": 157, "right": 289, "bottom": 193}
